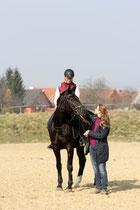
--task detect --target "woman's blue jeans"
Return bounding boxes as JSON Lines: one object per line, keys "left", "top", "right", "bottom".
{"left": 89, "top": 145, "right": 108, "bottom": 190}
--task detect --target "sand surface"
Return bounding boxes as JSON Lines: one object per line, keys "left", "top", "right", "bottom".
{"left": 0, "top": 142, "right": 140, "bottom": 210}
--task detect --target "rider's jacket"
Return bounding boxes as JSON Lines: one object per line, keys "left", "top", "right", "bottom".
{"left": 59, "top": 82, "right": 76, "bottom": 95}
{"left": 54, "top": 82, "right": 80, "bottom": 106}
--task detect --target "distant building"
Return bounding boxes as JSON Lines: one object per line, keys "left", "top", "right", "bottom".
{"left": 131, "top": 92, "right": 140, "bottom": 109}
{"left": 23, "top": 89, "right": 54, "bottom": 113}
{"left": 118, "top": 90, "right": 138, "bottom": 104}
{"left": 34, "top": 88, "right": 56, "bottom": 104}
{"left": 31, "top": 87, "right": 139, "bottom": 110}
{"left": 80, "top": 88, "right": 120, "bottom": 104}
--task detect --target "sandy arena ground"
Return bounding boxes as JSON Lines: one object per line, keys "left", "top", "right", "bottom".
{"left": 0, "top": 142, "right": 140, "bottom": 210}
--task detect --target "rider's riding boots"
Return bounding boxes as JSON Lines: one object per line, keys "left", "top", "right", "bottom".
{"left": 48, "top": 143, "right": 53, "bottom": 149}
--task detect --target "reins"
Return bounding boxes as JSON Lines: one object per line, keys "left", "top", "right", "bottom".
{"left": 79, "top": 114, "right": 91, "bottom": 126}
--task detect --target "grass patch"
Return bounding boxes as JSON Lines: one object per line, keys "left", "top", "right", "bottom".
{"left": 109, "top": 110, "right": 140, "bottom": 142}
{"left": 0, "top": 110, "right": 140, "bottom": 143}
{"left": 0, "top": 112, "right": 52, "bottom": 143}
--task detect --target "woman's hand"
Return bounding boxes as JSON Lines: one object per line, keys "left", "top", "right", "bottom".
{"left": 83, "top": 130, "right": 89, "bottom": 137}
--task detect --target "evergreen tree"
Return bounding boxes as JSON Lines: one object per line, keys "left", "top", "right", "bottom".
{"left": 5, "top": 67, "right": 14, "bottom": 90}
{"left": 5, "top": 67, "right": 25, "bottom": 106}
{"left": 12, "top": 68, "right": 25, "bottom": 100}
{"left": 0, "top": 76, "right": 7, "bottom": 112}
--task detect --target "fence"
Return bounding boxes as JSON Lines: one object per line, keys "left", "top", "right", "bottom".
{"left": 8, "top": 104, "right": 55, "bottom": 113}
{"left": 5, "top": 103, "right": 139, "bottom": 114}
{"left": 83, "top": 103, "right": 138, "bottom": 110}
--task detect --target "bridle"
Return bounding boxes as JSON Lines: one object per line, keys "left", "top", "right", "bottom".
{"left": 53, "top": 94, "right": 91, "bottom": 132}
{"left": 65, "top": 95, "right": 85, "bottom": 114}
{"left": 65, "top": 95, "right": 91, "bottom": 126}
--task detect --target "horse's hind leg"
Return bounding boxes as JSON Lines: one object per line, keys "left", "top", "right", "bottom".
{"left": 53, "top": 147, "right": 63, "bottom": 190}
{"left": 73, "top": 146, "right": 86, "bottom": 188}
{"left": 66, "top": 146, "right": 74, "bottom": 191}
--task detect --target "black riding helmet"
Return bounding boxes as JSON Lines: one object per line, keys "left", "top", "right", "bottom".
{"left": 64, "top": 69, "right": 74, "bottom": 79}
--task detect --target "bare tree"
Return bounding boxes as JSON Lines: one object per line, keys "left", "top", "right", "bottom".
{"left": 80, "top": 77, "right": 110, "bottom": 105}
{"left": 82, "top": 78, "right": 95, "bottom": 89}
{"left": 93, "top": 77, "right": 109, "bottom": 89}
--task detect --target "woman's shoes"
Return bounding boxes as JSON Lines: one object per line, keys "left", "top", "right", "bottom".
{"left": 101, "top": 190, "right": 109, "bottom": 195}
{"left": 93, "top": 189, "right": 102, "bottom": 194}
{"left": 92, "top": 189, "right": 109, "bottom": 195}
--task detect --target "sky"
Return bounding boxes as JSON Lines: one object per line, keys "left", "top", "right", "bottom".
{"left": 0, "top": 0, "right": 140, "bottom": 90}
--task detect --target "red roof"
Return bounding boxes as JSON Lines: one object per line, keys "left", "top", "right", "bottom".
{"left": 80, "top": 88, "right": 120, "bottom": 104}
{"left": 80, "top": 88, "right": 116, "bottom": 96}
{"left": 34, "top": 88, "right": 139, "bottom": 105}
{"left": 118, "top": 90, "right": 139, "bottom": 103}
{"left": 34, "top": 88, "right": 56, "bottom": 104}
{"left": 106, "top": 89, "right": 116, "bottom": 97}
{"left": 119, "top": 90, "right": 138, "bottom": 98}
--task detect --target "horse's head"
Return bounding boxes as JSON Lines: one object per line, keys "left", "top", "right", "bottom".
{"left": 57, "top": 88, "right": 91, "bottom": 125}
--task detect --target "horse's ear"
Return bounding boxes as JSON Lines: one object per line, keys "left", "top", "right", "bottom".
{"left": 71, "top": 86, "right": 76, "bottom": 93}
{"left": 67, "top": 86, "right": 72, "bottom": 94}
{"left": 68, "top": 87, "right": 76, "bottom": 95}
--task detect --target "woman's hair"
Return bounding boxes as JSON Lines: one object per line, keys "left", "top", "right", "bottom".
{"left": 98, "top": 104, "right": 110, "bottom": 128}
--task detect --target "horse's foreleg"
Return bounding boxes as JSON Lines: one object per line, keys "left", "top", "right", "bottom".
{"left": 66, "top": 146, "right": 74, "bottom": 190}
{"left": 73, "top": 146, "right": 86, "bottom": 188}
{"left": 53, "top": 147, "right": 63, "bottom": 189}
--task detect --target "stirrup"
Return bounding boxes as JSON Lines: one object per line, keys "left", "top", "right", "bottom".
{"left": 79, "top": 139, "right": 84, "bottom": 147}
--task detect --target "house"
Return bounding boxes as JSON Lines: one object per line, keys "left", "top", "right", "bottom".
{"left": 131, "top": 92, "right": 140, "bottom": 109}
{"left": 34, "top": 88, "right": 56, "bottom": 104}
{"left": 131, "top": 92, "right": 140, "bottom": 104}
{"left": 105, "top": 89, "right": 120, "bottom": 104}
{"left": 80, "top": 88, "right": 120, "bottom": 104}
{"left": 23, "top": 89, "right": 54, "bottom": 113}
{"left": 118, "top": 90, "right": 138, "bottom": 104}
{"left": 94, "top": 89, "right": 120, "bottom": 104}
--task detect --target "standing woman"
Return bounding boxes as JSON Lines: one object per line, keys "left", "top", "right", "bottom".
{"left": 83, "top": 104, "right": 110, "bottom": 195}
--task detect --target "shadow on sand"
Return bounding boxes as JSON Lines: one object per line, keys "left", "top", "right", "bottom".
{"left": 77, "top": 179, "right": 140, "bottom": 193}
{"left": 108, "top": 179, "right": 140, "bottom": 193}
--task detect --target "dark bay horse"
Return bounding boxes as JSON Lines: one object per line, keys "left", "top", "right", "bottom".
{"left": 48, "top": 88, "right": 91, "bottom": 191}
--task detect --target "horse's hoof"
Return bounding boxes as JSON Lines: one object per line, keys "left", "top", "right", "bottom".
{"left": 73, "top": 184, "right": 79, "bottom": 189}
{"left": 73, "top": 175, "right": 82, "bottom": 188}
{"left": 56, "top": 187, "right": 63, "bottom": 191}
{"left": 65, "top": 188, "right": 73, "bottom": 192}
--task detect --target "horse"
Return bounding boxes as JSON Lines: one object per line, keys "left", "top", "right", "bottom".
{"left": 48, "top": 87, "right": 91, "bottom": 191}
